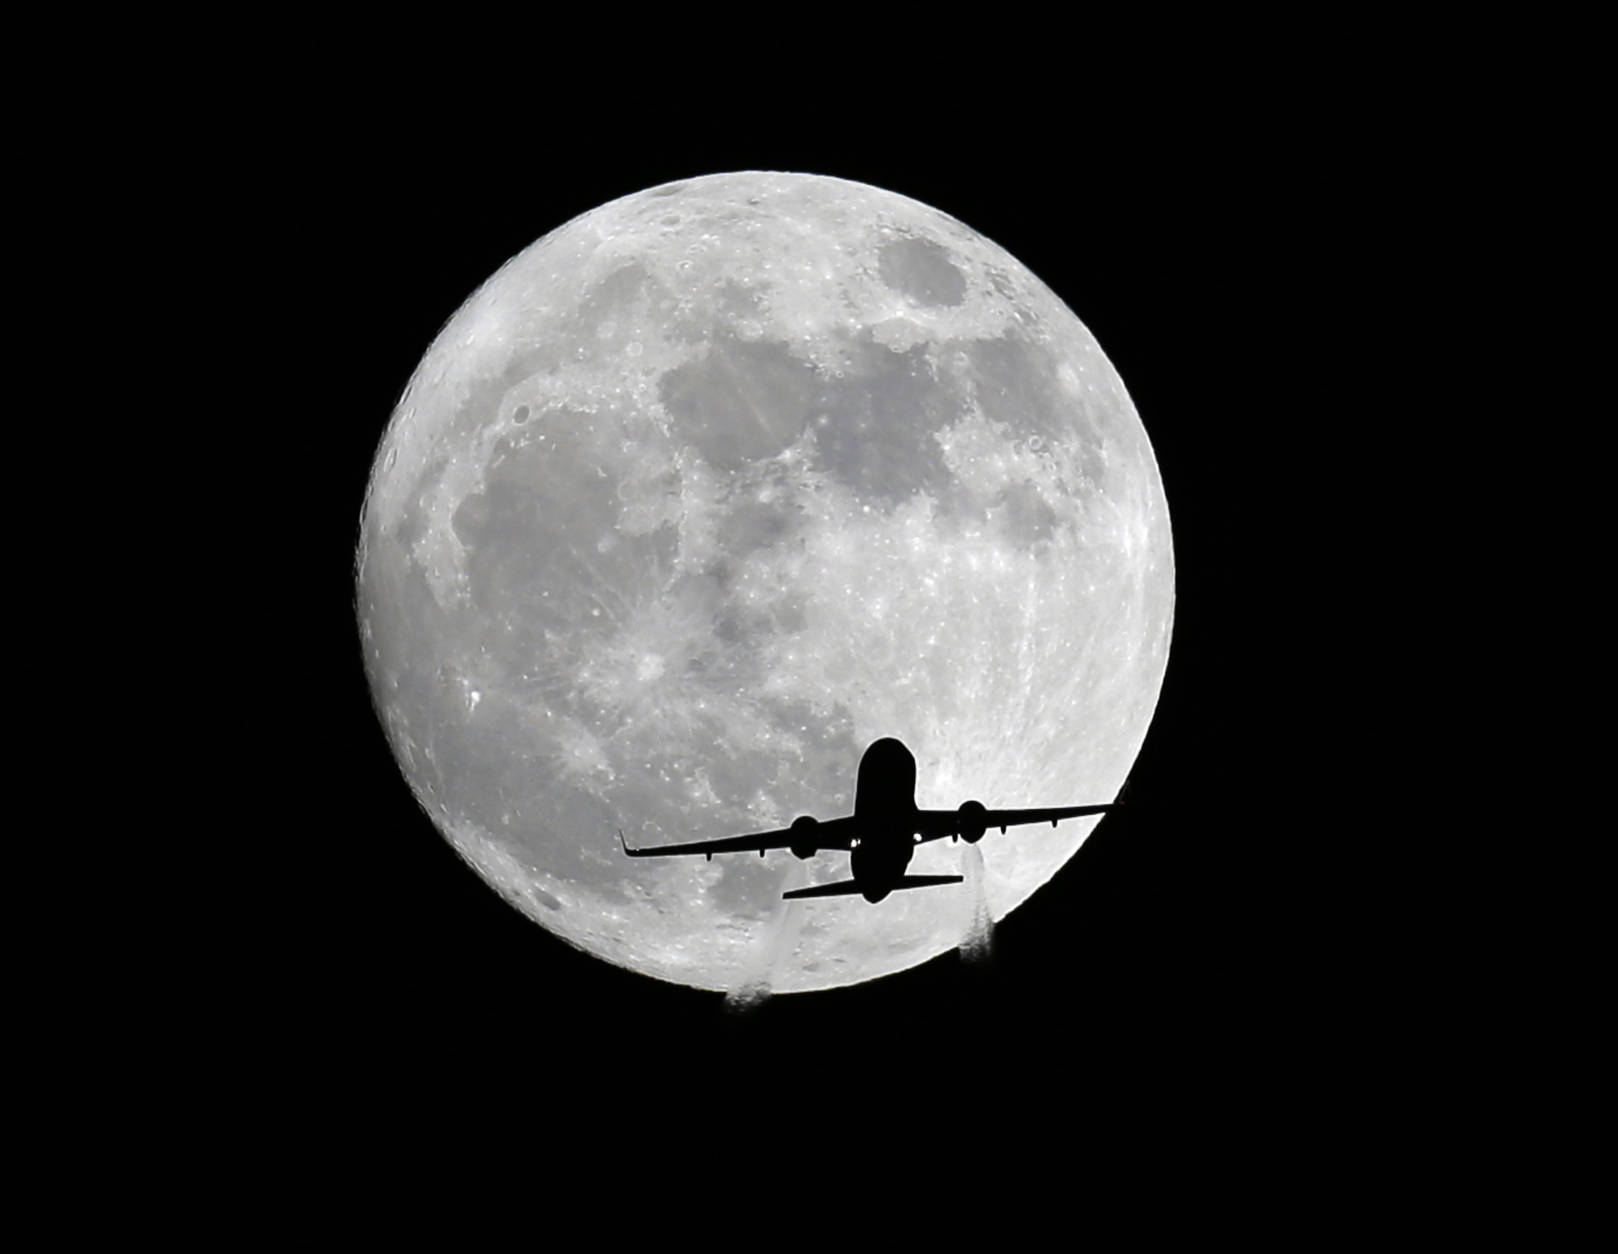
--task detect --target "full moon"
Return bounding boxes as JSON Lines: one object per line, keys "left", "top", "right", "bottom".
{"left": 356, "top": 172, "right": 1172, "bottom": 994}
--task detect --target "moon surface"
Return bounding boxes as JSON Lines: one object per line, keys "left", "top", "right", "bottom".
{"left": 355, "top": 172, "right": 1173, "bottom": 994}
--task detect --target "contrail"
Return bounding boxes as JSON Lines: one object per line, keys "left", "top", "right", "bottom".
{"left": 959, "top": 843, "right": 994, "bottom": 963}
{"left": 724, "top": 865, "right": 808, "bottom": 1011}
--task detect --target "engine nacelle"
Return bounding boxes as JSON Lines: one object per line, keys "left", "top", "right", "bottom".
{"left": 789, "top": 814, "right": 819, "bottom": 860}
{"left": 957, "top": 799, "right": 987, "bottom": 844}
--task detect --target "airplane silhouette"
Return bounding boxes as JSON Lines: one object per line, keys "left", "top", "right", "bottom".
{"left": 619, "top": 737, "right": 1116, "bottom": 903}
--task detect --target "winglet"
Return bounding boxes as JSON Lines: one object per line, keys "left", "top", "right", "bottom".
{"left": 618, "top": 828, "right": 639, "bottom": 857}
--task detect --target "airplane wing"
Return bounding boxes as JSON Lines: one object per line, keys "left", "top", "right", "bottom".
{"left": 914, "top": 802, "right": 1115, "bottom": 843}
{"left": 618, "top": 816, "right": 857, "bottom": 861}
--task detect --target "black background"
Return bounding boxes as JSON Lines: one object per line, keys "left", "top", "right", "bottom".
{"left": 262, "top": 103, "right": 1404, "bottom": 1151}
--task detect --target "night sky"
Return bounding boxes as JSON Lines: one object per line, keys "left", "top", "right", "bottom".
{"left": 265, "top": 107, "right": 1399, "bottom": 1145}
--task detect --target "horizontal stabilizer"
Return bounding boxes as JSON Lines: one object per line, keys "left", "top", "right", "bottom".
{"left": 782, "top": 874, "right": 964, "bottom": 901}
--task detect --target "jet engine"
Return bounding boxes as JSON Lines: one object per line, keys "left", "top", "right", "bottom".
{"left": 789, "top": 815, "right": 819, "bottom": 860}
{"left": 957, "top": 799, "right": 987, "bottom": 843}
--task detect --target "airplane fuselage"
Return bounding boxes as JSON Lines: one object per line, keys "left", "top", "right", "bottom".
{"left": 848, "top": 737, "right": 923, "bottom": 901}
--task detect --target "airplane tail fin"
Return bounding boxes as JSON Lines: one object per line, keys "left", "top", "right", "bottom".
{"left": 782, "top": 874, "right": 963, "bottom": 901}
{"left": 890, "top": 874, "right": 965, "bottom": 891}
